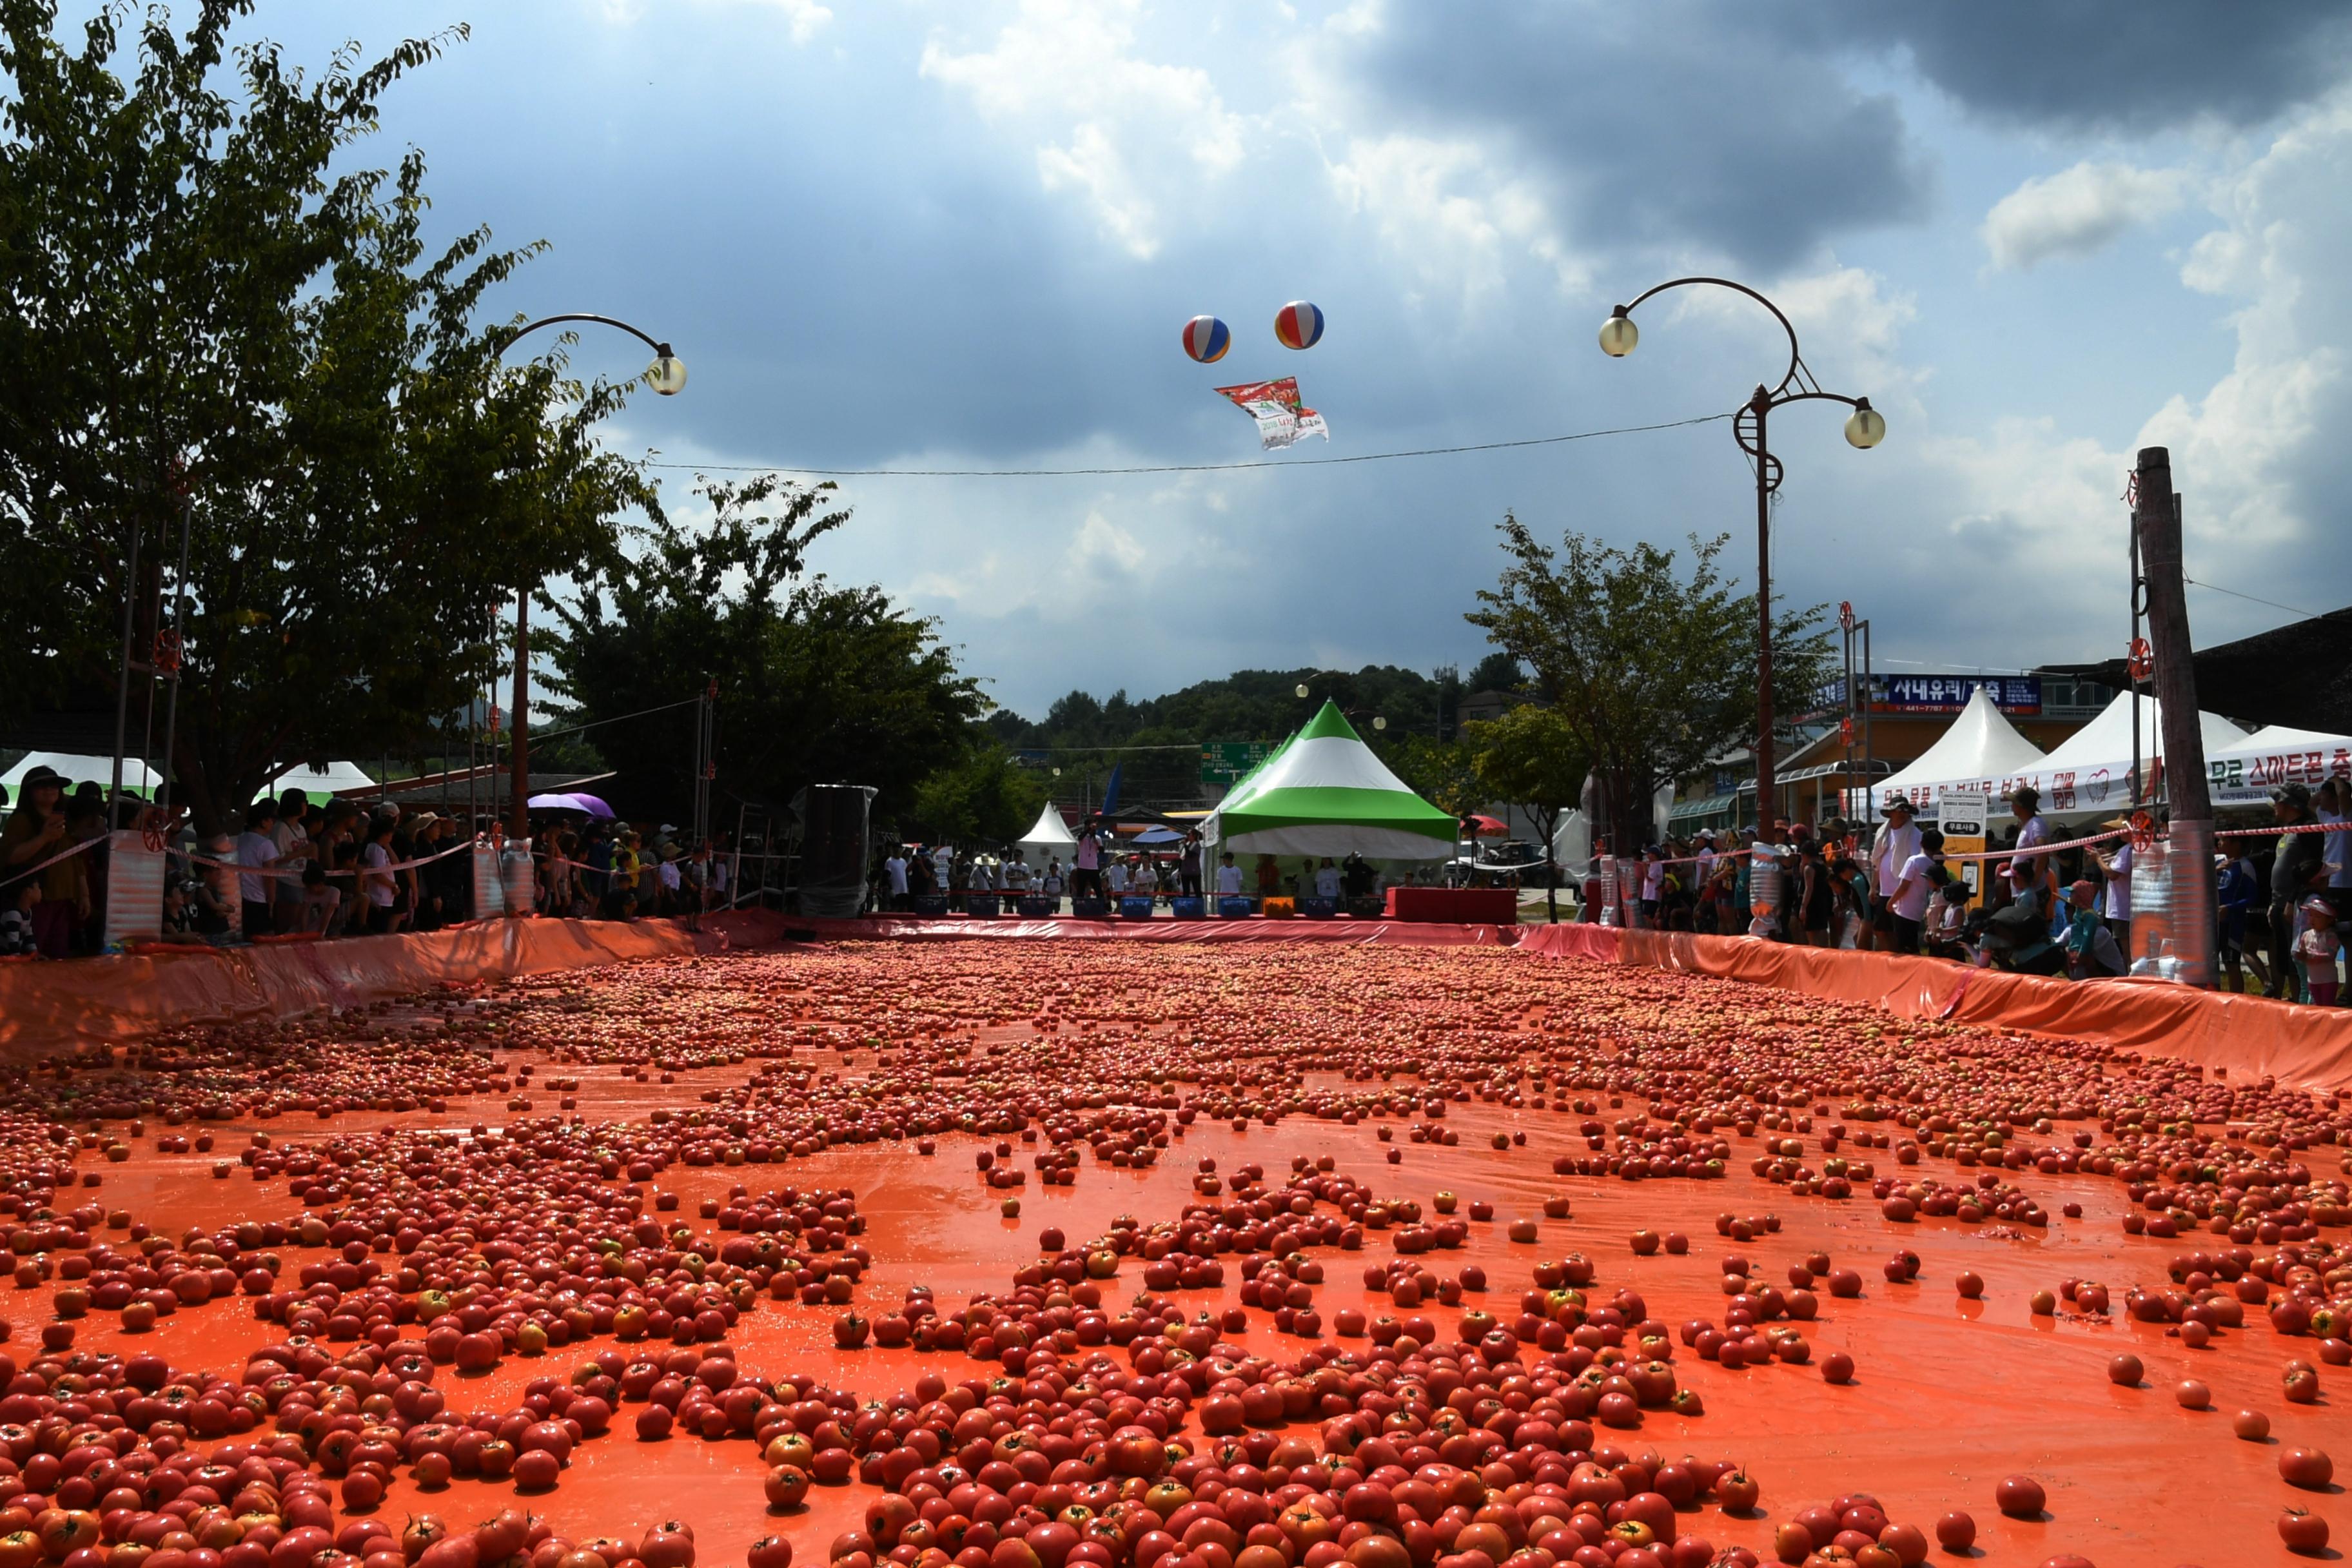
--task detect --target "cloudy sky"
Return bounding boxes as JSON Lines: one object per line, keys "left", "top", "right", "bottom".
{"left": 259, "top": 0, "right": 2352, "bottom": 718}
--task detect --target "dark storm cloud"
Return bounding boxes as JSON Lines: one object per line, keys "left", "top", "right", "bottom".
{"left": 1351, "top": 3, "right": 1933, "bottom": 273}
{"left": 1827, "top": 0, "right": 2352, "bottom": 135}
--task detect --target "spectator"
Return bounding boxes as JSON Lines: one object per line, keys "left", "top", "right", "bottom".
{"left": 2268, "top": 784, "right": 2327, "bottom": 1000}
{"left": 2062, "top": 879, "right": 2128, "bottom": 979}
{"left": 1039, "top": 859, "right": 1063, "bottom": 910}
{"left": 1314, "top": 857, "right": 1341, "bottom": 901}
{"left": 1926, "top": 882, "right": 1972, "bottom": 961}
{"left": 358, "top": 816, "right": 401, "bottom": 934}
{"left": 1638, "top": 845, "right": 1664, "bottom": 925}
{"left": 1215, "top": 852, "right": 1244, "bottom": 899}
{"left": 1003, "top": 850, "right": 1032, "bottom": 896}
{"left": 1, "top": 766, "right": 85, "bottom": 958}
{"left": 883, "top": 845, "right": 910, "bottom": 910}
{"left": 1868, "top": 797, "right": 1923, "bottom": 952}
{"left": 296, "top": 862, "right": 340, "bottom": 934}
{"left": 1, "top": 879, "right": 35, "bottom": 956}
{"left": 1132, "top": 855, "right": 1159, "bottom": 900}
{"left": 1072, "top": 825, "right": 1102, "bottom": 901}
{"left": 2297, "top": 894, "right": 2342, "bottom": 1007}
{"left": 2322, "top": 776, "right": 2352, "bottom": 930}
{"left": 235, "top": 799, "right": 286, "bottom": 936}
{"left": 611, "top": 831, "right": 643, "bottom": 919}
{"left": 1255, "top": 854, "right": 1281, "bottom": 905}
{"left": 685, "top": 841, "right": 714, "bottom": 915}
{"left": 1105, "top": 855, "right": 1130, "bottom": 898}
{"left": 1179, "top": 832, "right": 1202, "bottom": 898}
{"left": 2090, "top": 827, "right": 2132, "bottom": 954}
{"left": 2216, "top": 850, "right": 2265, "bottom": 994}
{"left": 269, "top": 787, "right": 312, "bottom": 933}
{"left": 1886, "top": 828, "right": 1946, "bottom": 956}
{"left": 2006, "top": 785, "right": 2052, "bottom": 906}
{"left": 64, "top": 790, "right": 108, "bottom": 952}
{"left": 1795, "top": 840, "right": 1832, "bottom": 947}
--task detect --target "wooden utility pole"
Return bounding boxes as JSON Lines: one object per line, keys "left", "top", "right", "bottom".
{"left": 2132, "top": 446, "right": 2215, "bottom": 983}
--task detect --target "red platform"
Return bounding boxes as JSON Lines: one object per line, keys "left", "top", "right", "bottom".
{"left": 1383, "top": 885, "right": 1519, "bottom": 924}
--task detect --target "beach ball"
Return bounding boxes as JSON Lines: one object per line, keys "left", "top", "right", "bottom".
{"left": 1182, "top": 315, "right": 1231, "bottom": 364}
{"left": 1273, "top": 300, "right": 1324, "bottom": 349}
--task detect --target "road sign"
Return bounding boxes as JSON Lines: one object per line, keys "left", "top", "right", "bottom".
{"left": 1199, "top": 741, "right": 1270, "bottom": 784}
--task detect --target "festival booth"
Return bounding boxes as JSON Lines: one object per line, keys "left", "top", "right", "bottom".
{"left": 1201, "top": 701, "right": 1484, "bottom": 919}
{"left": 1015, "top": 802, "right": 1077, "bottom": 862}
{"left": 2010, "top": 692, "right": 2248, "bottom": 819}
{"left": 2202, "top": 723, "right": 2352, "bottom": 807}
{"left": 1861, "top": 687, "right": 2048, "bottom": 821}
{"left": 1, "top": 752, "right": 161, "bottom": 799}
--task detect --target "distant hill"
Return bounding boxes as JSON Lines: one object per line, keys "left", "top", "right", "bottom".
{"left": 986, "top": 656, "right": 1520, "bottom": 808}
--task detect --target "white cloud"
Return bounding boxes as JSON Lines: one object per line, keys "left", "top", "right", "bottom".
{"left": 1325, "top": 133, "right": 1585, "bottom": 308}
{"left": 1981, "top": 160, "right": 2191, "bottom": 270}
{"left": 763, "top": 0, "right": 832, "bottom": 45}
{"left": 920, "top": 0, "right": 1246, "bottom": 259}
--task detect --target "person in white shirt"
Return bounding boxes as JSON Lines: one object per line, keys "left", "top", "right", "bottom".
{"left": 1694, "top": 832, "right": 1718, "bottom": 887}
{"left": 1215, "top": 852, "right": 1244, "bottom": 898}
{"left": 1314, "top": 858, "right": 1342, "bottom": 900}
{"left": 1886, "top": 828, "right": 1944, "bottom": 954}
{"left": 234, "top": 801, "right": 286, "bottom": 934}
{"left": 1132, "top": 858, "right": 1159, "bottom": 899}
{"left": 2006, "top": 785, "right": 2051, "bottom": 904}
{"left": 932, "top": 844, "right": 953, "bottom": 892}
{"left": 1868, "top": 797, "right": 1923, "bottom": 950}
{"left": 971, "top": 856, "right": 997, "bottom": 893}
{"left": 2091, "top": 834, "right": 2132, "bottom": 951}
{"left": 1040, "top": 862, "right": 1064, "bottom": 908}
{"left": 883, "top": 850, "right": 909, "bottom": 910}
{"left": 1105, "top": 858, "right": 1130, "bottom": 896}
{"left": 1002, "top": 852, "right": 1032, "bottom": 893}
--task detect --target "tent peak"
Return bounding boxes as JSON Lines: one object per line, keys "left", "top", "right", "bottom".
{"left": 1298, "top": 700, "right": 1364, "bottom": 743}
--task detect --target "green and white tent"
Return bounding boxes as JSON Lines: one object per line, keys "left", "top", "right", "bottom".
{"left": 1202, "top": 701, "right": 1458, "bottom": 859}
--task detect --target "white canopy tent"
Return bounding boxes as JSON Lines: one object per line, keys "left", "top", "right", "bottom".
{"left": 263, "top": 761, "right": 379, "bottom": 804}
{"left": 2204, "top": 724, "right": 2351, "bottom": 808}
{"left": 1867, "top": 688, "right": 2048, "bottom": 819}
{"left": 2, "top": 752, "right": 161, "bottom": 799}
{"left": 1016, "top": 802, "right": 1077, "bottom": 861}
{"left": 1202, "top": 702, "right": 1456, "bottom": 859}
{"left": 2012, "top": 692, "right": 2247, "bottom": 818}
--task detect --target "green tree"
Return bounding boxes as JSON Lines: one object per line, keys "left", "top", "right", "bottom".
{"left": 910, "top": 743, "right": 1046, "bottom": 848}
{"left": 1380, "top": 734, "right": 1482, "bottom": 818}
{"left": 1465, "top": 514, "right": 1834, "bottom": 852}
{"left": 1464, "top": 703, "right": 1591, "bottom": 922}
{"left": 543, "top": 475, "right": 987, "bottom": 828}
{"left": 0, "top": 2, "right": 643, "bottom": 832}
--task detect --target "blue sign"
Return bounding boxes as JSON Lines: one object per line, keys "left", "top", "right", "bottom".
{"left": 1874, "top": 675, "right": 2041, "bottom": 715}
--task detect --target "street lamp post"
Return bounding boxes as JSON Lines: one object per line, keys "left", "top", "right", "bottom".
{"left": 493, "top": 315, "right": 687, "bottom": 838}
{"left": 1599, "top": 279, "right": 1882, "bottom": 839}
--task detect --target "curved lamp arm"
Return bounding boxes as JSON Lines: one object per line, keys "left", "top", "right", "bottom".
{"left": 497, "top": 313, "right": 687, "bottom": 395}
{"left": 1606, "top": 277, "right": 1801, "bottom": 397}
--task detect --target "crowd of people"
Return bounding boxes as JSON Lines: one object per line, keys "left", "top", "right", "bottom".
{"left": 877, "top": 821, "right": 1393, "bottom": 914}
{"left": 0, "top": 763, "right": 736, "bottom": 959}
{"left": 1588, "top": 778, "right": 2348, "bottom": 1004}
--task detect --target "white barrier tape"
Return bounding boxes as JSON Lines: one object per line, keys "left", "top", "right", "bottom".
{"left": 182, "top": 836, "right": 484, "bottom": 881}
{"left": 0, "top": 832, "right": 103, "bottom": 887}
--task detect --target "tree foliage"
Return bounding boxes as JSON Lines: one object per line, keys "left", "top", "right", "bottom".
{"left": 542, "top": 475, "right": 987, "bottom": 829}
{"left": 0, "top": 1, "right": 645, "bottom": 831}
{"left": 1465, "top": 514, "right": 1834, "bottom": 849}
{"left": 910, "top": 743, "right": 1046, "bottom": 848}
{"left": 1464, "top": 702, "right": 1591, "bottom": 921}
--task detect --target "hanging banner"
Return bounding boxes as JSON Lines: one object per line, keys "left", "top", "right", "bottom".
{"left": 1214, "top": 377, "right": 1329, "bottom": 450}
{"left": 101, "top": 829, "right": 168, "bottom": 951}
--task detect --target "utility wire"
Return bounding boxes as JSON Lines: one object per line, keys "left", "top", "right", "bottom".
{"left": 642, "top": 411, "right": 1731, "bottom": 478}
{"left": 2182, "top": 576, "right": 2322, "bottom": 620}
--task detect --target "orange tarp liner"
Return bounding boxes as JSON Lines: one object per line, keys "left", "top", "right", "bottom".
{"left": 1518, "top": 922, "right": 2352, "bottom": 1090}
{"left": 0, "top": 917, "right": 703, "bottom": 1059}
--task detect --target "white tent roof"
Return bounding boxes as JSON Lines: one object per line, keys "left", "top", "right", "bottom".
{"left": 1879, "top": 688, "right": 2048, "bottom": 808}
{"left": 1017, "top": 803, "right": 1077, "bottom": 852}
{"left": 2, "top": 752, "right": 161, "bottom": 797}
{"left": 263, "top": 761, "right": 378, "bottom": 802}
{"left": 2014, "top": 692, "right": 2247, "bottom": 816}
{"left": 2205, "top": 724, "right": 2351, "bottom": 807}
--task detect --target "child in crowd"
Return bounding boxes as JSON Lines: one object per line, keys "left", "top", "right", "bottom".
{"left": 0, "top": 881, "right": 35, "bottom": 956}
{"left": 2298, "top": 896, "right": 2342, "bottom": 1007}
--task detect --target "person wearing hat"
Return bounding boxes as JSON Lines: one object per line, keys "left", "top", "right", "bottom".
{"left": 2268, "top": 783, "right": 2326, "bottom": 999}
{"left": 1867, "top": 796, "right": 1923, "bottom": 952}
{"left": 0, "top": 765, "right": 87, "bottom": 957}
{"left": 2296, "top": 894, "right": 2342, "bottom": 1007}
{"left": 2006, "top": 785, "right": 2052, "bottom": 905}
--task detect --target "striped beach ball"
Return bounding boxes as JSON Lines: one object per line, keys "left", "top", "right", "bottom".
{"left": 1181, "top": 315, "right": 1231, "bottom": 364}
{"left": 1273, "top": 300, "right": 1324, "bottom": 349}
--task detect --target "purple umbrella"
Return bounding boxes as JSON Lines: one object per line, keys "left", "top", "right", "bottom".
{"left": 526, "top": 792, "right": 583, "bottom": 813}
{"left": 564, "top": 792, "right": 617, "bottom": 819}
